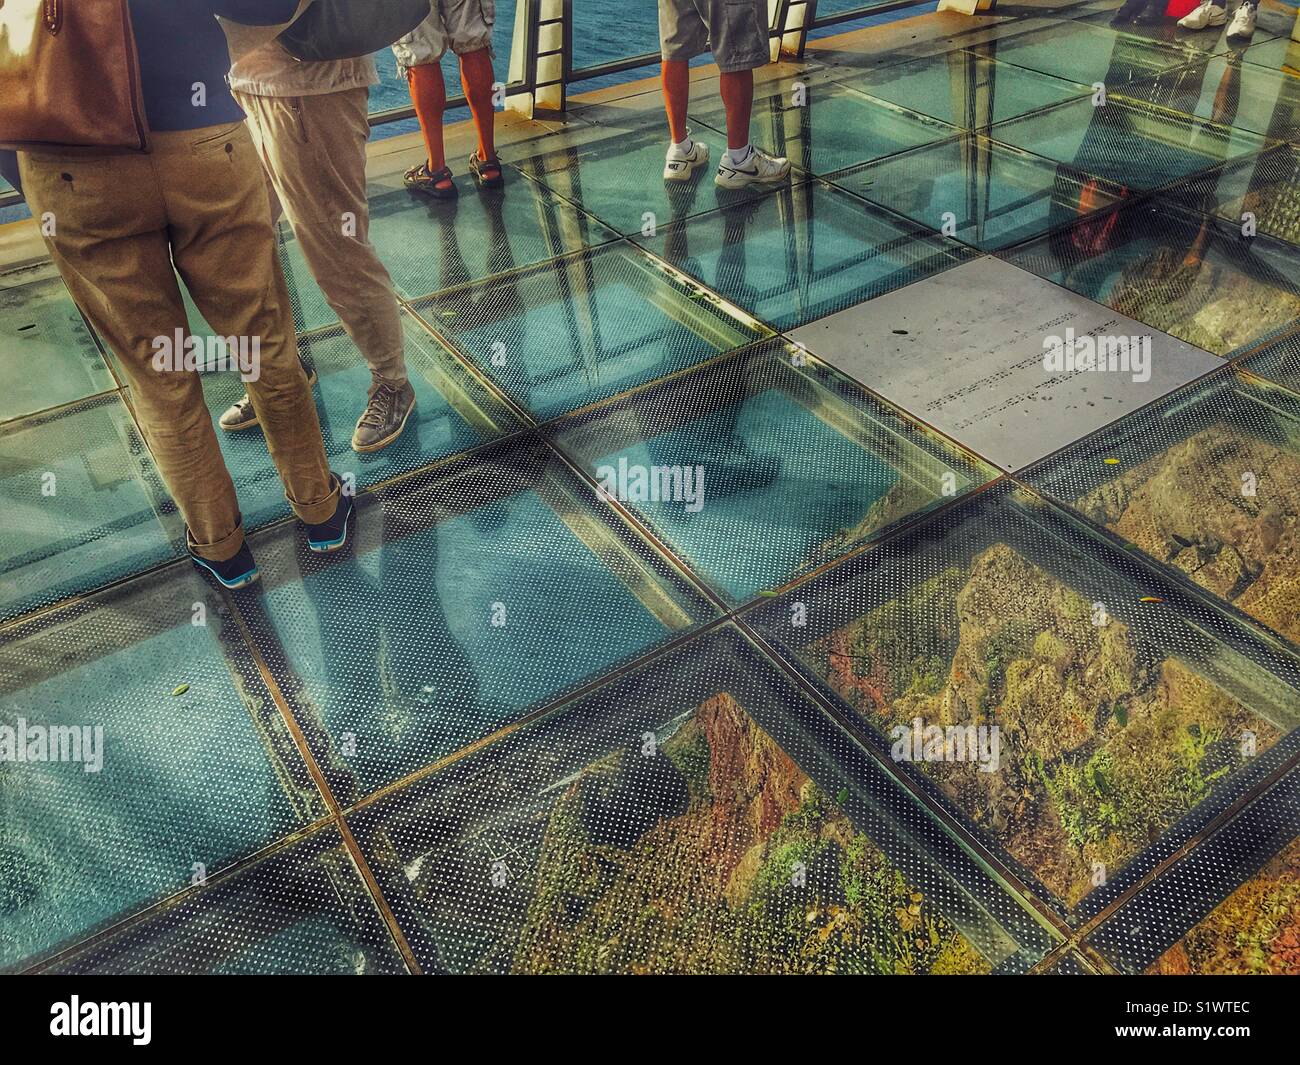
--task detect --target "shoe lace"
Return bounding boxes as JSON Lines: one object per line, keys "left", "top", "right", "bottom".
{"left": 359, "top": 383, "right": 398, "bottom": 428}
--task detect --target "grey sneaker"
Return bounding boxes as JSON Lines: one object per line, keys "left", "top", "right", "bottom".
{"left": 352, "top": 377, "right": 416, "bottom": 452}
{"left": 218, "top": 362, "right": 317, "bottom": 431}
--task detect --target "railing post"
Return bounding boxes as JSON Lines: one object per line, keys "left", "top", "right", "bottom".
{"left": 506, "top": 0, "right": 571, "bottom": 118}
{"left": 770, "top": 0, "right": 818, "bottom": 61}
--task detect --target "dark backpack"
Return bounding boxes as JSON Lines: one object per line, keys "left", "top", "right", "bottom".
{"left": 278, "top": 0, "right": 431, "bottom": 62}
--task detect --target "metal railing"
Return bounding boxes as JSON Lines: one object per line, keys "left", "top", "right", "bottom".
{"left": 0, "top": 0, "right": 926, "bottom": 212}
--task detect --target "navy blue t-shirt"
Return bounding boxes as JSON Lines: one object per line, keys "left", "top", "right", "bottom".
{"left": 128, "top": 1, "right": 300, "bottom": 130}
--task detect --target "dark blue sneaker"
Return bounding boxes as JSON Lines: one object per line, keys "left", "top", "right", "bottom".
{"left": 189, "top": 540, "right": 260, "bottom": 590}
{"left": 305, "top": 486, "right": 355, "bottom": 553}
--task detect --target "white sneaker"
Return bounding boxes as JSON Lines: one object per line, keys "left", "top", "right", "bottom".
{"left": 715, "top": 147, "right": 791, "bottom": 189}
{"left": 1226, "top": 2, "right": 1257, "bottom": 38}
{"left": 663, "top": 139, "right": 710, "bottom": 181}
{"left": 1178, "top": 1, "right": 1227, "bottom": 28}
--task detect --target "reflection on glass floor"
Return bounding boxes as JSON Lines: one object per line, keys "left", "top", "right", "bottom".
{"left": 6, "top": 2, "right": 1300, "bottom": 974}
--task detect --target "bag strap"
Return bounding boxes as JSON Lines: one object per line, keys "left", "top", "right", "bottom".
{"left": 44, "top": 0, "right": 64, "bottom": 35}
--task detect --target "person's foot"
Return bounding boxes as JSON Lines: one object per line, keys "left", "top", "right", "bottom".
{"left": 405, "top": 161, "right": 458, "bottom": 199}
{"left": 1226, "top": 2, "right": 1257, "bottom": 38}
{"left": 469, "top": 151, "right": 504, "bottom": 189}
{"left": 1178, "top": 1, "right": 1226, "bottom": 28}
{"left": 664, "top": 137, "right": 710, "bottom": 181}
{"left": 715, "top": 146, "right": 791, "bottom": 190}
{"left": 304, "top": 478, "right": 355, "bottom": 553}
{"left": 189, "top": 540, "right": 260, "bottom": 590}
{"left": 219, "top": 363, "right": 317, "bottom": 432}
{"left": 351, "top": 377, "right": 416, "bottom": 453}
{"left": 1110, "top": 0, "right": 1148, "bottom": 23}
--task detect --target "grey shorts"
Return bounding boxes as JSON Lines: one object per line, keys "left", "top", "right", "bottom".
{"left": 392, "top": 0, "right": 496, "bottom": 77}
{"left": 659, "top": 0, "right": 769, "bottom": 73}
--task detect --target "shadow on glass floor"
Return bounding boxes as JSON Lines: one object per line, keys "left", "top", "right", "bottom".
{"left": 1025, "top": 366, "right": 1300, "bottom": 652}
{"left": 635, "top": 179, "right": 974, "bottom": 331}
{"left": 347, "top": 624, "right": 1056, "bottom": 974}
{"left": 0, "top": 394, "right": 180, "bottom": 622}
{"left": 0, "top": 261, "right": 114, "bottom": 425}
{"left": 230, "top": 436, "right": 717, "bottom": 803}
{"left": 1003, "top": 197, "right": 1300, "bottom": 356}
{"left": 40, "top": 828, "right": 408, "bottom": 975}
{"left": 0, "top": 564, "right": 325, "bottom": 971}
{"left": 547, "top": 340, "right": 997, "bottom": 605}
{"left": 407, "top": 241, "right": 765, "bottom": 420}
{"left": 1168, "top": 141, "right": 1300, "bottom": 246}
{"left": 744, "top": 482, "right": 1300, "bottom": 923}
{"left": 1088, "top": 760, "right": 1300, "bottom": 974}
{"left": 687, "top": 73, "right": 957, "bottom": 178}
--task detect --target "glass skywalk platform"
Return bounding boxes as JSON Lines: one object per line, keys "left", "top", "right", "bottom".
{"left": 4, "top": 0, "right": 1300, "bottom": 975}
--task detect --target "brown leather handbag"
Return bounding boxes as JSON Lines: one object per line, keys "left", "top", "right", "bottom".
{"left": 0, "top": 0, "right": 149, "bottom": 152}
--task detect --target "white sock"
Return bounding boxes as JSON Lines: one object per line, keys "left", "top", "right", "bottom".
{"left": 669, "top": 135, "right": 694, "bottom": 156}
{"left": 725, "top": 143, "right": 754, "bottom": 166}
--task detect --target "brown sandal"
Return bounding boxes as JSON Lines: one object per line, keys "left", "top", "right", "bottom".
{"left": 468, "top": 152, "right": 504, "bottom": 189}
{"left": 405, "top": 162, "right": 458, "bottom": 200}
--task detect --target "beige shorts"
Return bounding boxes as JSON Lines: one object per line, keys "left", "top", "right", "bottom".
{"left": 659, "top": 0, "right": 768, "bottom": 73}
{"left": 392, "top": 0, "right": 496, "bottom": 76}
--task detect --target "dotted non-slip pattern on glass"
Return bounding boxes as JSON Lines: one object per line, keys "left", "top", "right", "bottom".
{"left": 1240, "top": 327, "right": 1300, "bottom": 391}
{"left": 196, "top": 313, "right": 522, "bottom": 531}
{"left": 42, "top": 829, "right": 408, "bottom": 975}
{"left": 1118, "top": 55, "right": 1300, "bottom": 145}
{"left": 0, "top": 565, "right": 326, "bottom": 971}
{"left": 836, "top": 50, "right": 1091, "bottom": 131}
{"left": 1088, "top": 764, "right": 1300, "bottom": 974}
{"left": 831, "top": 133, "right": 1126, "bottom": 252}
{"left": 408, "top": 242, "right": 765, "bottom": 420}
{"left": 1024, "top": 368, "right": 1300, "bottom": 653}
{"left": 348, "top": 624, "right": 1056, "bottom": 974}
{"left": 547, "top": 341, "right": 996, "bottom": 605}
{"left": 0, "top": 394, "right": 181, "bottom": 623}
{"left": 1168, "top": 142, "right": 1300, "bottom": 248}
{"left": 744, "top": 482, "right": 1300, "bottom": 924}
{"left": 635, "top": 179, "right": 975, "bottom": 332}
{"left": 1002, "top": 197, "right": 1300, "bottom": 357}
{"left": 232, "top": 437, "right": 717, "bottom": 804}
{"left": 688, "top": 76, "right": 957, "bottom": 178}
{"left": 988, "top": 95, "right": 1270, "bottom": 194}
{"left": 1241, "top": 34, "right": 1300, "bottom": 75}
{"left": 0, "top": 262, "right": 114, "bottom": 425}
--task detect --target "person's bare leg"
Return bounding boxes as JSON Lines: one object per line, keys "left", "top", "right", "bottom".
{"left": 662, "top": 58, "right": 690, "bottom": 143}
{"left": 408, "top": 62, "right": 451, "bottom": 189}
{"left": 459, "top": 48, "right": 497, "bottom": 164}
{"left": 719, "top": 69, "right": 754, "bottom": 151}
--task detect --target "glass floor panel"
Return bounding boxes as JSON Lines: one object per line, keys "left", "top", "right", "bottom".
{"left": 1075, "top": 7, "right": 1288, "bottom": 54}
{"left": 547, "top": 343, "right": 996, "bottom": 605}
{"left": 832, "top": 134, "right": 1127, "bottom": 251}
{"left": 634, "top": 180, "right": 974, "bottom": 331}
{"left": 232, "top": 438, "right": 716, "bottom": 801}
{"left": 0, "top": 262, "right": 113, "bottom": 424}
{"left": 988, "top": 96, "right": 1270, "bottom": 193}
{"left": 688, "top": 77, "right": 957, "bottom": 178}
{"left": 836, "top": 50, "right": 1091, "bottom": 130}
{"left": 408, "top": 242, "right": 764, "bottom": 420}
{"left": 1088, "top": 763, "right": 1300, "bottom": 974}
{"left": 193, "top": 313, "right": 521, "bottom": 531}
{"left": 1003, "top": 198, "right": 1300, "bottom": 356}
{"left": 0, "top": 565, "right": 325, "bottom": 971}
{"left": 1025, "top": 368, "right": 1300, "bottom": 650}
{"left": 966, "top": 21, "right": 1201, "bottom": 88}
{"left": 1242, "top": 34, "right": 1300, "bottom": 76}
{"left": 348, "top": 625, "right": 1055, "bottom": 974}
{"left": 744, "top": 482, "right": 1300, "bottom": 921}
{"left": 1241, "top": 327, "right": 1300, "bottom": 391}
{"left": 510, "top": 118, "right": 781, "bottom": 236}
{"left": 42, "top": 829, "right": 408, "bottom": 975}
{"left": 1118, "top": 55, "right": 1300, "bottom": 145}
{"left": 1169, "top": 142, "right": 1300, "bottom": 247}
{"left": 0, "top": 395, "right": 180, "bottom": 622}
